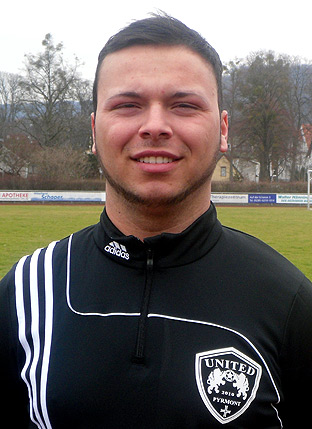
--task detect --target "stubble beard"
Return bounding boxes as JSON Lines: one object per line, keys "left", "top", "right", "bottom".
{"left": 98, "top": 145, "right": 220, "bottom": 209}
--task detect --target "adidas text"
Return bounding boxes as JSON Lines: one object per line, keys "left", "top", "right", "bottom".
{"left": 104, "top": 241, "right": 130, "bottom": 260}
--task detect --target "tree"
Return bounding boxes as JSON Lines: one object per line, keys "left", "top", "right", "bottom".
{"left": 228, "top": 52, "right": 292, "bottom": 181}
{"left": 0, "top": 72, "right": 23, "bottom": 139}
{"left": 285, "top": 60, "right": 312, "bottom": 180}
{"left": 67, "top": 78, "right": 93, "bottom": 149}
{"left": 223, "top": 60, "right": 245, "bottom": 180}
{"left": 32, "top": 146, "right": 95, "bottom": 180}
{"left": 224, "top": 53, "right": 312, "bottom": 182}
{"left": 0, "top": 134, "right": 35, "bottom": 176}
{"left": 18, "top": 33, "right": 82, "bottom": 147}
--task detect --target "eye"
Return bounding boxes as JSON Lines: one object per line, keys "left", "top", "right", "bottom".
{"left": 110, "top": 102, "right": 142, "bottom": 115}
{"left": 178, "top": 103, "right": 198, "bottom": 109}
{"left": 113, "top": 103, "right": 140, "bottom": 110}
{"left": 172, "top": 103, "right": 200, "bottom": 113}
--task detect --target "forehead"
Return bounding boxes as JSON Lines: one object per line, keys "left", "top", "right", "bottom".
{"left": 97, "top": 45, "right": 217, "bottom": 95}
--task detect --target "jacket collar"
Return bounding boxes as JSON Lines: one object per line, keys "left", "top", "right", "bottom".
{"left": 93, "top": 203, "right": 222, "bottom": 268}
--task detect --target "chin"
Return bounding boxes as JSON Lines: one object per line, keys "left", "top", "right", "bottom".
{"left": 117, "top": 186, "right": 203, "bottom": 209}
{"left": 104, "top": 167, "right": 213, "bottom": 209}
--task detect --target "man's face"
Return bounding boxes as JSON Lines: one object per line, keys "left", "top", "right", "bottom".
{"left": 92, "top": 45, "right": 228, "bottom": 208}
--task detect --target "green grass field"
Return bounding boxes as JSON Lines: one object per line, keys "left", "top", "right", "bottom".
{"left": 1, "top": 205, "right": 311, "bottom": 280}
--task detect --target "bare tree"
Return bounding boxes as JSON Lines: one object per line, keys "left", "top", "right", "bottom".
{"left": 32, "top": 146, "right": 94, "bottom": 180}
{"left": 223, "top": 60, "right": 245, "bottom": 180}
{"left": 285, "top": 60, "right": 312, "bottom": 180}
{"left": 229, "top": 52, "right": 292, "bottom": 180}
{"left": 67, "top": 78, "right": 93, "bottom": 149}
{"left": 0, "top": 72, "right": 23, "bottom": 139}
{"left": 18, "top": 33, "right": 82, "bottom": 147}
{"left": 0, "top": 134, "right": 35, "bottom": 176}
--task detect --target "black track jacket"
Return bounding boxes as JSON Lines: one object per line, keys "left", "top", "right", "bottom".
{"left": 1, "top": 204, "right": 312, "bottom": 428}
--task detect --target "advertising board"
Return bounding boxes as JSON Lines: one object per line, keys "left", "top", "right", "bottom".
{"left": 0, "top": 191, "right": 309, "bottom": 205}
{"left": 211, "top": 193, "right": 248, "bottom": 204}
{"left": 248, "top": 194, "right": 276, "bottom": 204}
{"left": 0, "top": 191, "right": 30, "bottom": 201}
{"left": 276, "top": 194, "right": 308, "bottom": 204}
{"left": 30, "top": 191, "right": 105, "bottom": 202}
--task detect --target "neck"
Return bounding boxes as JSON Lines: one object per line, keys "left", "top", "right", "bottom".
{"left": 105, "top": 187, "right": 211, "bottom": 241}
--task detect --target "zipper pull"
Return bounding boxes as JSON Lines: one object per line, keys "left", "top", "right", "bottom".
{"left": 146, "top": 248, "right": 154, "bottom": 270}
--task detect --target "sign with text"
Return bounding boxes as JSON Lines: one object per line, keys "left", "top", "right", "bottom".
{"left": 30, "top": 191, "right": 105, "bottom": 202}
{"left": 248, "top": 194, "right": 276, "bottom": 204}
{"left": 276, "top": 194, "right": 308, "bottom": 204}
{"left": 0, "top": 191, "right": 30, "bottom": 201}
{"left": 211, "top": 193, "right": 248, "bottom": 204}
{"left": 0, "top": 191, "right": 308, "bottom": 205}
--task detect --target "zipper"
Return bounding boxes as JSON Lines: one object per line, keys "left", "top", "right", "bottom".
{"left": 132, "top": 248, "right": 154, "bottom": 364}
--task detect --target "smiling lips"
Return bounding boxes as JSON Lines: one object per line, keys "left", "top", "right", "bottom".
{"left": 138, "top": 156, "right": 174, "bottom": 164}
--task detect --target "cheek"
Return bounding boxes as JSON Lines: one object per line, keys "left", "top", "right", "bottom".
{"left": 181, "top": 127, "right": 218, "bottom": 157}
{"left": 179, "top": 114, "right": 220, "bottom": 143}
{"left": 98, "top": 122, "right": 137, "bottom": 153}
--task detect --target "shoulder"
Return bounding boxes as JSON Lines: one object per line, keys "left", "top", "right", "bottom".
{"left": 221, "top": 224, "right": 299, "bottom": 266}
{"left": 0, "top": 224, "right": 98, "bottom": 289}
{"left": 221, "top": 224, "right": 277, "bottom": 251}
{"left": 219, "top": 224, "right": 311, "bottom": 294}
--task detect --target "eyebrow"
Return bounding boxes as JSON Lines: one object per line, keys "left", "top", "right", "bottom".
{"left": 172, "top": 91, "right": 209, "bottom": 106}
{"left": 172, "top": 91, "right": 201, "bottom": 98}
{"left": 107, "top": 92, "right": 141, "bottom": 101}
{"left": 107, "top": 91, "right": 204, "bottom": 101}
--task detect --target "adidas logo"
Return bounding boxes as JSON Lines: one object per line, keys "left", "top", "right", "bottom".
{"left": 104, "top": 241, "right": 130, "bottom": 260}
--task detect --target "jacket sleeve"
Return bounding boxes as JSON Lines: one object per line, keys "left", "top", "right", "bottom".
{"left": 278, "top": 276, "right": 312, "bottom": 427}
{"left": 0, "top": 268, "right": 31, "bottom": 426}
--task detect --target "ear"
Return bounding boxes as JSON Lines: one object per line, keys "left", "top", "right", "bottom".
{"left": 220, "top": 110, "right": 228, "bottom": 153}
{"left": 91, "top": 112, "right": 97, "bottom": 154}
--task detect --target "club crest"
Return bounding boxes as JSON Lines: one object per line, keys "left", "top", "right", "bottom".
{"left": 195, "top": 347, "right": 262, "bottom": 424}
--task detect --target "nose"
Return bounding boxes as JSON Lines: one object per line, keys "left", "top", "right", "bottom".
{"left": 138, "top": 104, "right": 173, "bottom": 140}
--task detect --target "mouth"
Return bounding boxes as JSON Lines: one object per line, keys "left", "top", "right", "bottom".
{"left": 138, "top": 156, "right": 174, "bottom": 164}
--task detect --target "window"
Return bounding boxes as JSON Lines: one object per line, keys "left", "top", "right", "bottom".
{"left": 221, "top": 166, "right": 227, "bottom": 177}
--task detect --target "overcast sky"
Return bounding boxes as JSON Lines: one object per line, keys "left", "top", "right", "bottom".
{"left": 1, "top": 0, "right": 311, "bottom": 81}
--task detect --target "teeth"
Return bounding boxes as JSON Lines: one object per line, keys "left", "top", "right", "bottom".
{"left": 138, "top": 156, "right": 173, "bottom": 164}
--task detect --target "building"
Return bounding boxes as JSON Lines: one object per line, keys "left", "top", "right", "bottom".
{"left": 212, "top": 154, "right": 243, "bottom": 182}
{"left": 233, "top": 159, "right": 260, "bottom": 183}
{"left": 301, "top": 124, "right": 312, "bottom": 159}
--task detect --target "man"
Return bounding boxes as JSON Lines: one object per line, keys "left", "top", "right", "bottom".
{"left": 1, "top": 14, "right": 312, "bottom": 428}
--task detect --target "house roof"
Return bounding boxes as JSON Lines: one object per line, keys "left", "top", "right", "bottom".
{"left": 216, "top": 153, "right": 243, "bottom": 177}
{"left": 301, "top": 124, "right": 312, "bottom": 155}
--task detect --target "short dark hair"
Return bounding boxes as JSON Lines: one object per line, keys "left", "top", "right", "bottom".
{"left": 92, "top": 13, "right": 223, "bottom": 114}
